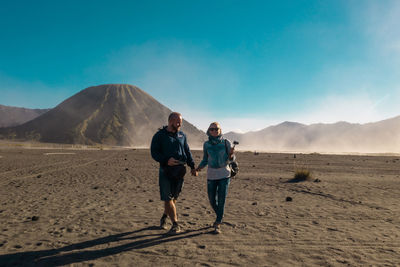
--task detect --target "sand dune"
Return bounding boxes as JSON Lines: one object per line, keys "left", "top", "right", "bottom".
{"left": 0, "top": 147, "right": 399, "bottom": 266}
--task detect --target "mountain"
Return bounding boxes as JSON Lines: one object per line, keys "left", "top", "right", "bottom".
{"left": 225, "top": 117, "right": 400, "bottom": 153}
{"left": 0, "top": 84, "right": 205, "bottom": 147}
{"left": 0, "top": 104, "right": 50, "bottom": 128}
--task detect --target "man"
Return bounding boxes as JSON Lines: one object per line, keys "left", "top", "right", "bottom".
{"left": 150, "top": 112, "right": 198, "bottom": 233}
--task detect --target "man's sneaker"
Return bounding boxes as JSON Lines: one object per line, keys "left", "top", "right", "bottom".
{"left": 160, "top": 215, "right": 168, "bottom": 230}
{"left": 168, "top": 222, "right": 181, "bottom": 234}
{"left": 214, "top": 223, "right": 221, "bottom": 234}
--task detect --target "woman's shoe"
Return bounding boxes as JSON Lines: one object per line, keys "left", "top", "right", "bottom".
{"left": 169, "top": 222, "right": 182, "bottom": 234}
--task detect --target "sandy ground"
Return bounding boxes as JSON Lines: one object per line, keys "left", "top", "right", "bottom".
{"left": 0, "top": 147, "right": 400, "bottom": 266}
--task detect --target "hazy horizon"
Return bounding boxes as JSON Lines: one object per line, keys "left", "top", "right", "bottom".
{"left": 2, "top": 97, "right": 399, "bottom": 135}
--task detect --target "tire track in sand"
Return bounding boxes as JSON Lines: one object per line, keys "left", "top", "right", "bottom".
{"left": 0, "top": 153, "right": 117, "bottom": 186}
{"left": 0, "top": 160, "right": 71, "bottom": 178}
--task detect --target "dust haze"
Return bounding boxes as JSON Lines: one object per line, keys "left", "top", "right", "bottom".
{"left": 224, "top": 117, "right": 400, "bottom": 154}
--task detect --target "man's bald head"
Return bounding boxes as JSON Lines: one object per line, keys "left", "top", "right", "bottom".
{"left": 168, "top": 112, "right": 182, "bottom": 122}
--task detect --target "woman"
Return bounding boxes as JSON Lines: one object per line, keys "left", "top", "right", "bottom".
{"left": 196, "top": 122, "right": 235, "bottom": 234}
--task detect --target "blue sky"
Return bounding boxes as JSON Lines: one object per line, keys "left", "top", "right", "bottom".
{"left": 1, "top": 0, "right": 400, "bottom": 132}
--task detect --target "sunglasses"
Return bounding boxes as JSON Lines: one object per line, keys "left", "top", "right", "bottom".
{"left": 209, "top": 127, "right": 219, "bottom": 131}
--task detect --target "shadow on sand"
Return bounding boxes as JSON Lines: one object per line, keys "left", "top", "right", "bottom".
{"left": 0, "top": 225, "right": 213, "bottom": 266}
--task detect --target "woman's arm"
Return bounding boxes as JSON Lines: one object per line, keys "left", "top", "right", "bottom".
{"left": 196, "top": 142, "right": 208, "bottom": 171}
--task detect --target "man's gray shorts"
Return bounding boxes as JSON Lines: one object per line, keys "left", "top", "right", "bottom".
{"left": 159, "top": 167, "right": 184, "bottom": 201}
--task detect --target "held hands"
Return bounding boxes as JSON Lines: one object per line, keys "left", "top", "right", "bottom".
{"left": 191, "top": 168, "right": 198, "bottom": 176}
{"left": 193, "top": 166, "right": 202, "bottom": 176}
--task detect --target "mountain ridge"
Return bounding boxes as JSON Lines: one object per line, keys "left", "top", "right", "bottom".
{"left": 225, "top": 116, "right": 400, "bottom": 153}
{"left": 1, "top": 85, "right": 399, "bottom": 152}
{"left": 0, "top": 84, "right": 205, "bottom": 147}
{"left": 0, "top": 104, "right": 50, "bottom": 128}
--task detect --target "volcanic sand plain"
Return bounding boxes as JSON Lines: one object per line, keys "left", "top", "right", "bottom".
{"left": 0, "top": 147, "right": 400, "bottom": 266}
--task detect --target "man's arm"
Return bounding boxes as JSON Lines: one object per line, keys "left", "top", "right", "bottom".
{"left": 183, "top": 135, "right": 195, "bottom": 169}
{"left": 150, "top": 132, "right": 168, "bottom": 166}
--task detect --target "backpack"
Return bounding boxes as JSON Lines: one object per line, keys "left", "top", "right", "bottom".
{"left": 224, "top": 140, "right": 239, "bottom": 177}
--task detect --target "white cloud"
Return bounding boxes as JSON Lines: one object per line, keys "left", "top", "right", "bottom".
{"left": 98, "top": 40, "right": 245, "bottom": 130}
{"left": 293, "top": 91, "right": 400, "bottom": 125}
{"left": 216, "top": 91, "right": 399, "bottom": 133}
{"left": 101, "top": 41, "right": 241, "bottom": 105}
{"left": 91, "top": 21, "right": 400, "bottom": 133}
{"left": 209, "top": 91, "right": 400, "bottom": 134}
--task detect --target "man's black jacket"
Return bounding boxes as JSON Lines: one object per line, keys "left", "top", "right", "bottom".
{"left": 150, "top": 126, "right": 195, "bottom": 169}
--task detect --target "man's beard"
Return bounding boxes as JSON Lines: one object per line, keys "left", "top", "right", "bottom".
{"left": 171, "top": 124, "right": 181, "bottom": 132}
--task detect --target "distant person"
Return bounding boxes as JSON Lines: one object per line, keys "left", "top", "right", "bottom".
{"left": 195, "top": 122, "right": 235, "bottom": 234}
{"left": 150, "top": 112, "right": 198, "bottom": 234}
